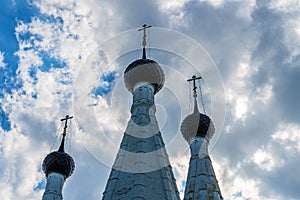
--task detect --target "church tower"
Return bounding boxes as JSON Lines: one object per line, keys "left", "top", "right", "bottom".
{"left": 181, "top": 76, "right": 223, "bottom": 199}
{"left": 102, "top": 24, "right": 180, "bottom": 200}
{"left": 42, "top": 115, "right": 75, "bottom": 200}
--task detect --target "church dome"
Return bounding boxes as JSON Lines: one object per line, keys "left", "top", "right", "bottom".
{"left": 124, "top": 59, "right": 164, "bottom": 94}
{"left": 181, "top": 112, "right": 215, "bottom": 143}
{"left": 42, "top": 151, "right": 75, "bottom": 179}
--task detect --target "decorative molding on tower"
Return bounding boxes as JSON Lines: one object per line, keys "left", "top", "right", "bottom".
{"left": 183, "top": 137, "right": 223, "bottom": 200}
{"left": 42, "top": 172, "right": 64, "bottom": 200}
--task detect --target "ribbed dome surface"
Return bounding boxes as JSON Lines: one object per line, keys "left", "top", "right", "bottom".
{"left": 181, "top": 112, "right": 215, "bottom": 142}
{"left": 124, "top": 59, "right": 164, "bottom": 94}
{"left": 42, "top": 151, "right": 75, "bottom": 179}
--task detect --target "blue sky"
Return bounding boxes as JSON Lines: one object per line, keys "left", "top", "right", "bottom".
{"left": 1, "top": 0, "right": 300, "bottom": 200}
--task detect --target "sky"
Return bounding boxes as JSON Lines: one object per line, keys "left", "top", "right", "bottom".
{"left": 0, "top": 0, "right": 300, "bottom": 199}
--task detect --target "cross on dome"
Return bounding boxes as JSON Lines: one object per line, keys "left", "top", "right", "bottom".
{"left": 187, "top": 75, "right": 202, "bottom": 113}
{"left": 58, "top": 115, "right": 73, "bottom": 152}
{"left": 187, "top": 75, "right": 202, "bottom": 98}
{"left": 61, "top": 115, "right": 73, "bottom": 136}
{"left": 138, "top": 24, "right": 152, "bottom": 59}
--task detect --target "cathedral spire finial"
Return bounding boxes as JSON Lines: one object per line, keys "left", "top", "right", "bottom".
{"left": 138, "top": 24, "right": 151, "bottom": 59}
{"left": 58, "top": 115, "right": 73, "bottom": 152}
{"left": 42, "top": 115, "right": 75, "bottom": 200}
{"left": 187, "top": 75, "right": 202, "bottom": 113}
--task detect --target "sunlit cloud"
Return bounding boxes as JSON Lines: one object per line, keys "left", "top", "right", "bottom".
{"left": 0, "top": 52, "right": 5, "bottom": 68}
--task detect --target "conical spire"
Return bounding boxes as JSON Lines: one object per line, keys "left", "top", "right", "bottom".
{"left": 181, "top": 75, "right": 222, "bottom": 199}
{"left": 193, "top": 95, "right": 199, "bottom": 114}
{"left": 103, "top": 28, "right": 180, "bottom": 200}
{"left": 58, "top": 134, "right": 65, "bottom": 152}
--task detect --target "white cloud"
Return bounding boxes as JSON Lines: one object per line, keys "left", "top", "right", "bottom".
{"left": 269, "top": 0, "right": 300, "bottom": 13}
{"left": 212, "top": 155, "right": 284, "bottom": 200}
{"left": 226, "top": 55, "right": 253, "bottom": 120}
{"left": 272, "top": 123, "right": 300, "bottom": 153}
{"left": 0, "top": 2, "right": 106, "bottom": 199}
{"left": 209, "top": 157, "right": 263, "bottom": 200}
{"left": 282, "top": 17, "right": 300, "bottom": 65}
{"left": 230, "top": 177, "right": 268, "bottom": 200}
{"left": 216, "top": 122, "right": 300, "bottom": 199}
{"left": 199, "top": 0, "right": 225, "bottom": 7}
{"left": 235, "top": 97, "right": 248, "bottom": 119}
{"left": 234, "top": 0, "right": 256, "bottom": 21}
{"left": 0, "top": 127, "right": 47, "bottom": 199}
{"left": 171, "top": 154, "right": 190, "bottom": 199}
{"left": 156, "top": 0, "right": 190, "bottom": 28}
{"left": 251, "top": 148, "right": 275, "bottom": 171}
{"left": 198, "top": 0, "right": 257, "bottom": 21}
{"left": 1, "top": 0, "right": 300, "bottom": 199}
{"left": 158, "top": 0, "right": 189, "bottom": 11}
{"left": 255, "top": 83, "right": 273, "bottom": 105}
{"left": 264, "top": 0, "right": 300, "bottom": 67}
{"left": 0, "top": 51, "right": 5, "bottom": 68}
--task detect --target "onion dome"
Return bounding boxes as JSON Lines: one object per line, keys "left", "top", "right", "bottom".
{"left": 181, "top": 112, "right": 215, "bottom": 143}
{"left": 124, "top": 58, "right": 164, "bottom": 94}
{"left": 42, "top": 133, "right": 75, "bottom": 179}
{"left": 124, "top": 24, "right": 164, "bottom": 94}
{"left": 42, "top": 151, "right": 75, "bottom": 179}
{"left": 181, "top": 75, "right": 215, "bottom": 143}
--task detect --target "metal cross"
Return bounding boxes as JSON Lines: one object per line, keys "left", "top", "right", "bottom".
{"left": 61, "top": 115, "right": 73, "bottom": 136}
{"left": 187, "top": 75, "right": 202, "bottom": 97}
{"left": 138, "top": 24, "right": 152, "bottom": 48}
